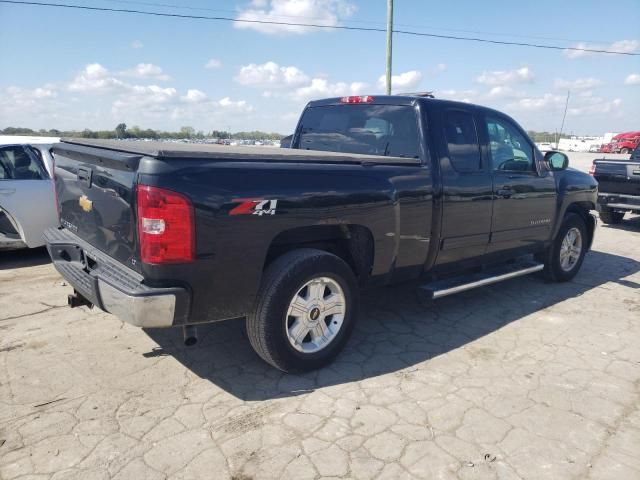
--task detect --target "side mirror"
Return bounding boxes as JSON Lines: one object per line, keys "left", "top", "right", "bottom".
{"left": 544, "top": 151, "right": 569, "bottom": 171}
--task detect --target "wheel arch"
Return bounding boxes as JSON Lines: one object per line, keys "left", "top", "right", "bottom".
{"left": 564, "top": 201, "right": 596, "bottom": 250}
{"left": 264, "top": 224, "right": 375, "bottom": 284}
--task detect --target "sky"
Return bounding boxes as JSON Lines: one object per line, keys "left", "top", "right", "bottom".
{"left": 0, "top": 0, "right": 639, "bottom": 136}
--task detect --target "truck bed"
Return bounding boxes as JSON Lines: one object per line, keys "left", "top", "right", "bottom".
{"left": 59, "top": 138, "right": 421, "bottom": 165}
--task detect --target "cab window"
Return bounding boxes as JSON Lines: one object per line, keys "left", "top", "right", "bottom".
{"left": 485, "top": 116, "right": 535, "bottom": 172}
{"left": 297, "top": 104, "right": 420, "bottom": 159}
{"left": 444, "top": 110, "right": 482, "bottom": 172}
{"left": 0, "top": 146, "right": 48, "bottom": 180}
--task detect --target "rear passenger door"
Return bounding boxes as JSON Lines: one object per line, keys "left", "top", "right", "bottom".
{"left": 481, "top": 114, "right": 557, "bottom": 253}
{"left": 435, "top": 106, "right": 494, "bottom": 265}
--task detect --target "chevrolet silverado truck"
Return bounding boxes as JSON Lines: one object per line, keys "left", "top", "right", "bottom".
{"left": 592, "top": 144, "right": 640, "bottom": 223}
{"left": 45, "top": 95, "right": 598, "bottom": 372}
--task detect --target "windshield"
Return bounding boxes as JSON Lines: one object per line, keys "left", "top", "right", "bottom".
{"left": 296, "top": 104, "right": 420, "bottom": 158}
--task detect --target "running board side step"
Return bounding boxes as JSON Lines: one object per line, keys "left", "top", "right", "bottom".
{"left": 421, "top": 260, "right": 544, "bottom": 300}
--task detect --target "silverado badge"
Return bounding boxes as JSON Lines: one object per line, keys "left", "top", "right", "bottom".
{"left": 79, "top": 195, "right": 93, "bottom": 213}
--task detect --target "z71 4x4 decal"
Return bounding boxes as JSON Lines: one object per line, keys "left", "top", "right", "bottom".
{"left": 229, "top": 199, "right": 279, "bottom": 216}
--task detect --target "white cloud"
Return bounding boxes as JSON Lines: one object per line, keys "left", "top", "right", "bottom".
{"left": 131, "top": 40, "right": 143, "bottom": 49}
{"left": 219, "top": 97, "right": 253, "bottom": 112}
{"left": 235, "top": 0, "right": 356, "bottom": 35}
{"left": 205, "top": 58, "right": 222, "bottom": 69}
{"left": 438, "top": 89, "right": 478, "bottom": 103}
{"left": 6, "top": 85, "right": 57, "bottom": 101}
{"left": 564, "top": 39, "right": 639, "bottom": 58}
{"left": 376, "top": 70, "right": 422, "bottom": 92}
{"left": 432, "top": 63, "right": 447, "bottom": 74}
{"left": 554, "top": 77, "right": 603, "bottom": 90}
{"left": 0, "top": 85, "right": 62, "bottom": 122}
{"left": 507, "top": 92, "right": 621, "bottom": 117}
{"left": 182, "top": 89, "right": 208, "bottom": 103}
{"left": 486, "top": 86, "right": 524, "bottom": 99}
{"left": 292, "top": 78, "right": 366, "bottom": 101}
{"left": 68, "top": 63, "right": 127, "bottom": 92}
{"left": 476, "top": 67, "right": 533, "bottom": 86}
{"left": 120, "top": 63, "right": 170, "bottom": 81}
{"left": 236, "top": 61, "right": 309, "bottom": 87}
{"left": 568, "top": 97, "right": 622, "bottom": 116}
{"left": 508, "top": 93, "right": 566, "bottom": 111}
{"left": 624, "top": 73, "right": 640, "bottom": 85}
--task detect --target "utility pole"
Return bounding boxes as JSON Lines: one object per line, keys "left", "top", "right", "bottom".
{"left": 385, "top": 0, "right": 393, "bottom": 95}
{"left": 558, "top": 90, "right": 570, "bottom": 148}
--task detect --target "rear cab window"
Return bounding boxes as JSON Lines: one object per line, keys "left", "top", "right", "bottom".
{"left": 296, "top": 104, "right": 420, "bottom": 159}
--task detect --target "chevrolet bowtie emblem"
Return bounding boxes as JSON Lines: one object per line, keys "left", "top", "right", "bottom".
{"left": 79, "top": 195, "right": 93, "bottom": 212}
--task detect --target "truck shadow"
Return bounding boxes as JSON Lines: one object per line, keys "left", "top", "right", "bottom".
{"left": 0, "top": 247, "right": 51, "bottom": 270}
{"left": 144, "top": 249, "right": 640, "bottom": 401}
{"left": 599, "top": 213, "right": 640, "bottom": 232}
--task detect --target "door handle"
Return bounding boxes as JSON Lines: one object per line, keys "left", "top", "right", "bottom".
{"left": 496, "top": 187, "right": 512, "bottom": 198}
{"left": 0, "top": 188, "right": 16, "bottom": 196}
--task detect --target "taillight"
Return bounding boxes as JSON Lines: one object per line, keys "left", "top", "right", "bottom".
{"left": 339, "top": 95, "right": 374, "bottom": 104}
{"left": 136, "top": 185, "right": 194, "bottom": 264}
{"left": 589, "top": 163, "right": 596, "bottom": 175}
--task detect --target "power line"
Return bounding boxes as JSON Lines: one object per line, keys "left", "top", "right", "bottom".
{"left": 1, "top": 0, "right": 638, "bottom": 56}
{"left": 99, "top": 0, "right": 611, "bottom": 44}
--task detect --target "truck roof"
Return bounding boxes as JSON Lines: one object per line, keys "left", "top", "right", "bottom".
{"left": 305, "top": 95, "right": 504, "bottom": 117}
{"left": 57, "top": 138, "right": 421, "bottom": 165}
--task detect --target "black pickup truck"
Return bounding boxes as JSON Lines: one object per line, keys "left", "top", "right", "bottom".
{"left": 592, "top": 144, "right": 640, "bottom": 223}
{"left": 46, "top": 95, "right": 597, "bottom": 372}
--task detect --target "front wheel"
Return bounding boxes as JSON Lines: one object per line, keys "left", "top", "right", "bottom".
{"left": 540, "top": 213, "right": 587, "bottom": 282}
{"left": 247, "top": 249, "right": 359, "bottom": 372}
{"left": 620, "top": 148, "right": 630, "bottom": 154}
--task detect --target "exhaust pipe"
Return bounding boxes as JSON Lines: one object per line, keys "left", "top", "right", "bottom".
{"left": 183, "top": 325, "right": 198, "bottom": 347}
{"left": 68, "top": 291, "right": 93, "bottom": 309}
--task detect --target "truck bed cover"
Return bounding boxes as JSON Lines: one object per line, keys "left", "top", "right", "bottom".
{"left": 58, "top": 138, "right": 421, "bottom": 165}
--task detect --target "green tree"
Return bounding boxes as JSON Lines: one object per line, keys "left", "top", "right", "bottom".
{"left": 179, "top": 126, "right": 195, "bottom": 138}
{"left": 115, "top": 123, "right": 127, "bottom": 139}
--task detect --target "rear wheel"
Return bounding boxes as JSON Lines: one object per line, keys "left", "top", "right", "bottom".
{"left": 598, "top": 206, "right": 625, "bottom": 224}
{"left": 620, "top": 148, "right": 630, "bottom": 154}
{"left": 541, "top": 213, "right": 587, "bottom": 282}
{"left": 247, "top": 248, "right": 358, "bottom": 372}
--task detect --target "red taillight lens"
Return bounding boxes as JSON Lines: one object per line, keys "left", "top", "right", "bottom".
{"left": 589, "top": 163, "right": 596, "bottom": 175}
{"left": 339, "top": 95, "right": 374, "bottom": 104}
{"left": 136, "top": 185, "right": 194, "bottom": 264}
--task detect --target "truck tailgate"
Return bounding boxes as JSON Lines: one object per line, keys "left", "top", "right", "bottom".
{"left": 593, "top": 160, "right": 640, "bottom": 195}
{"left": 52, "top": 143, "right": 141, "bottom": 271}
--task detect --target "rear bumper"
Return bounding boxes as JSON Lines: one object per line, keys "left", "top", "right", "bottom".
{"left": 597, "top": 193, "right": 640, "bottom": 211}
{"left": 44, "top": 227, "right": 189, "bottom": 328}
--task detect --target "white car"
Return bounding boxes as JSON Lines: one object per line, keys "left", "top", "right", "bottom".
{"left": 0, "top": 136, "right": 60, "bottom": 250}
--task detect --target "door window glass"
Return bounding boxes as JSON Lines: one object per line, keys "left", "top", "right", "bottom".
{"left": 444, "top": 110, "right": 482, "bottom": 172}
{"left": 485, "top": 117, "right": 534, "bottom": 172}
{"left": 0, "top": 146, "right": 48, "bottom": 180}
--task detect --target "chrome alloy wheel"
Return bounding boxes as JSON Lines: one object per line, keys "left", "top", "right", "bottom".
{"left": 286, "top": 277, "right": 346, "bottom": 353}
{"left": 559, "top": 227, "right": 582, "bottom": 272}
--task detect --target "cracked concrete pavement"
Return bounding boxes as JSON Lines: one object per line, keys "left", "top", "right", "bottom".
{"left": 1, "top": 154, "right": 639, "bottom": 479}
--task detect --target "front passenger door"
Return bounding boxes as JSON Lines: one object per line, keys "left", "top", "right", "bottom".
{"left": 483, "top": 115, "right": 557, "bottom": 253}
{"left": 0, "top": 145, "right": 57, "bottom": 247}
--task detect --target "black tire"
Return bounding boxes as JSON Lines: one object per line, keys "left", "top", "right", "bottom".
{"left": 540, "top": 213, "right": 588, "bottom": 282}
{"left": 247, "top": 248, "right": 359, "bottom": 372}
{"left": 598, "top": 206, "right": 625, "bottom": 224}
{"left": 620, "top": 148, "right": 630, "bottom": 155}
